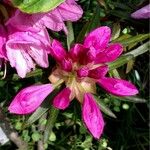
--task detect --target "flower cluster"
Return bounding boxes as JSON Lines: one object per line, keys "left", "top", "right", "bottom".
{"left": 8, "top": 26, "right": 138, "bottom": 139}
{"left": 0, "top": 0, "right": 83, "bottom": 77}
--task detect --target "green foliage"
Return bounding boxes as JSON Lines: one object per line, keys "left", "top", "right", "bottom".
{"left": 12, "top": 0, "right": 64, "bottom": 13}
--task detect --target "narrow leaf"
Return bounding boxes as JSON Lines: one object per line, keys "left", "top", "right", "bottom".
{"left": 44, "top": 107, "right": 59, "bottom": 143}
{"left": 67, "top": 22, "right": 74, "bottom": 50}
{"left": 109, "top": 42, "right": 149, "bottom": 70}
{"left": 112, "top": 95, "right": 146, "bottom": 103}
{"left": 95, "top": 96, "right": 117, "bottom": 118}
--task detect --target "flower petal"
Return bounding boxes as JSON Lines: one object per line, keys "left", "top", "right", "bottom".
{"left": 131, "top": 4, "right": 150, "bottom": 19}
{"left": 95, "top": 43, "right": 123, "bottom": 64}
{"left": 51, "top": 39, "right": 67, "bottom": 61}
{"left": 69, "top": 44, "right": 87, "bottom": 62}
{"left": 97, "top": 77, "right": 139, "bottom": 96}
{"left": 0, "top": 25, "right": 7, "bottom": 59}
{"left": 6, "top": 47, "right": 35, "bottom": 78}
{"left": 8, "top": 84, "right": 53, "bottom": 114}
{"left": 88, "top": 65, "right": 108, "bottom": 79}
{"left": 58, "top": 0, "right": 83, "bottom": 21}
{"left": 84, "top": 26, "right": 111, "bottom": 50}
{"left": 77, "top": 66, "right": 89, "bottom": 78}
{"left": 53, "top": 88, "right": 71, "bottom": 110}
{"left": 60, "top": 57, "right": 72, "bottom": 72}
{"left": 82, "top": 93, "right": 104, "bottom": 139}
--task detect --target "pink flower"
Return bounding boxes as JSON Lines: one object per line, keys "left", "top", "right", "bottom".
{"left": 6, "top": 0, "right": 83, "bottom": 33}
{"left": 4, "top": 24, "right": 51, "bottom": 78}
{"left": 131, "top": 4, "right": 150, "bottom": 19}
{"left": 9, "top": 26, "right": 138, "bottom": 139}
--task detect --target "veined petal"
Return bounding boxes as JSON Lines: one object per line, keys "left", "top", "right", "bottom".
{"left": 8, "top": 84, "right": 53, "bottom": 114}
{"left": 6, "top": 10, "right": 42, "bottom": 32}
{"left": 51, "top": 39, "right": 67, "bottom": 61}
{"left": 88, "top": 65, "right": 108, "bottom": 79}
{"left": 38, "top": 9, "right": 67, "bottom": 33}
{"left": 131, "top": 4, "right": 150, "bottom": 19}
{"left": 95, "top": 43, "right": 123, "bottom": 64}
{"left": 28, "top": 45, "right": 49, "bottom": 68}
{"left": 53, "top": 88, "right": 71, "bottom": 110}
{"left": 58, "top": 0, "right": 83, "bottom": 21}
{"left": 82, "top": 93, "right": 104, "bottom": 139}
{"left": 97, "top": 77, "right": 139, "bottom": 96}
{"left": 6, "top": 46, "right": 35, "bottom": 78}
{"left": 84, "top": 26, "right": 111, "bottom": 50}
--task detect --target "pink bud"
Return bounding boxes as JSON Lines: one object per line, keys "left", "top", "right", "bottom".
{"left": 53, "top": 88, "right": 71, "bottom": 110}
{"left": 51, "top": 39, "right": 67, "bottom": 61}
{"left": 8, "top": 84, "right": 53, "bottom": 114}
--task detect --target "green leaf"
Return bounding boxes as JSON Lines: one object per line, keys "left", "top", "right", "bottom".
{"left": 12, "top": 0, "right": 64, "bottom": 14}
{"left": 44, "top": 107, "right": 59, "bottom": 143}
{"left": 113, "top": 34, "right": 150, "bottom": 47}
{"left": 112, "top": 96, "right": 146, "bottom": 103}
{"left": 109, "top": 42, "right": 149, "bottom": 70}
{"left": 67, "top": 22, "right": 74, "bottom": 50}
{"left": 95, "top": 96, "right": 117, "bottom": 118}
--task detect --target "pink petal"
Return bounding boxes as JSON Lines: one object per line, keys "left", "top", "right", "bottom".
{"left": 58, "top": 0, "right": 83, "bottom": 21}
{"left": 97, "top": 77, "right": 139, "bottom": 96}
{"left": 6, "top": 29, "right": 49, "bottom": 77}
{"left": 28, "top": 45, "right": 49, "bottom": 68}
{"left": 37, "top": 9, "right": 68, "bottom": 33}
{"left": 88, "top": 65, "right": 108, "bottom": 79}
{"left": 6, "top": 47, "right": 35, "bottom": 78}
{"left": 69, "top": 44, "right": 87, "bottom": 62}
{"left": 84, "top": 26, "right": 111, "bottom": 50}
{"left": 8, "top": 84, "right": 53, "bottom": 114}
{"left": 131, "top": 4, "right": 150, "bottom": 19}
{"left": 82, "top": 93, "right": 104, "bottom": 139}
{"left": 95, "top": 43, "right": 123, "bottom": 64}
{"left": 80, "top": 47, "right": 96, "bottom": 65}
{"left": 60, "top": 57, "right": 72, "bottom": 72}
{"left": 0, "top": 25, "right": 7, "bottom": 59}
{"left": 77, "top": 66, "right": 89, "bottom": 78}
{"left": 6, "top": 10, "right": 42, "bottom": 32}
{"left": 53, "top": 88, "right": 71, "bottom": 110}
{"left": 51, "top": 39, "right": 67, "bottom": 61}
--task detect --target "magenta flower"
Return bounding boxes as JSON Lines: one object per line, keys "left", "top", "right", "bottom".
{"left": 8, "top": 26, "right": 138, "bottom": 139}
{"left": 5, "top": 24, "right": 51, "bottom": 78}
{"left": 6, "top": 0, "right": 83, "bottom": 33}
{"left": 131, "top": 4, "right": 150, "bottom": 19}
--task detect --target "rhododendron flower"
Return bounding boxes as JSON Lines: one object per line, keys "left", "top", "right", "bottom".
{"left": 6, "top": 0, "right": 83, "bottom": 33}
{"left": 5, "top": 24, "right": 51, "bottom": 78}
{"left": 131, "top": 4, "right": 150, "bottom": 19}
{"left": 8, "top": 26, "right": 138, "bottom": 139}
